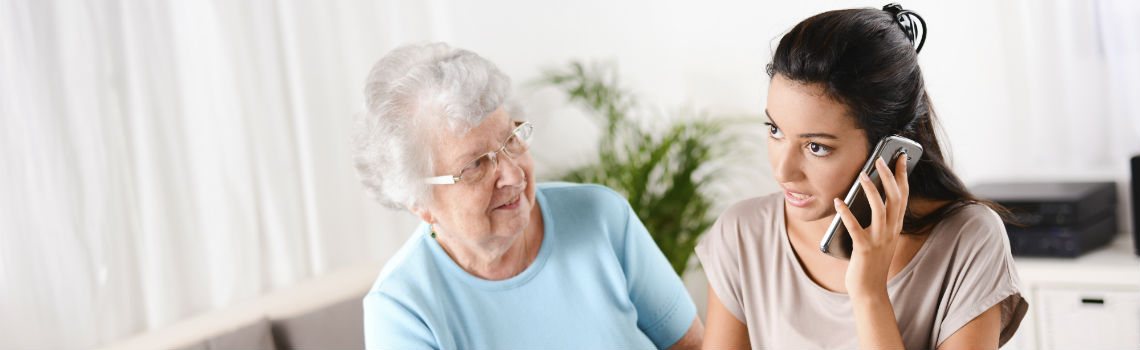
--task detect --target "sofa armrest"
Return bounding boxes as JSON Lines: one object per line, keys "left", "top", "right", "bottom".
{"left": 100, "top": 262, "right": 383, "bottom": 350}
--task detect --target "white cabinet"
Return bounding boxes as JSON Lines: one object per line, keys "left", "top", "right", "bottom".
{"left": 1006, "top": 234, "right": 1140, "bottom": 349}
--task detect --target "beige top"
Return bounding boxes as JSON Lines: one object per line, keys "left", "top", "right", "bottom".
{"left": 696, "top": 193, "right": 1028, "bottom": 349}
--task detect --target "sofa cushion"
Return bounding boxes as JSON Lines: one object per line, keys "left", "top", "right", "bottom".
{"left": 99, "top": 263, "right": 382, "bottom": 350}
{"left": 271, "top": 297, "right": 364, "bottom": 349}
{"left": 206, "top": 317, "right": 276, "bottom": 349}
{"left": 175, "top": 340, "right": 209, "bottom": 350}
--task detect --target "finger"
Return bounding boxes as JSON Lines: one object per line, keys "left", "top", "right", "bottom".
{"left": 858, "top": 172, "right": 887, "bottom": 232}
{"left": 834, "top": 198, "right": 868, "bottom": 245}
{"left": 894, "top": 155, "right": 911, "bottom": 218}
{"left": 875, "top": 158, "right": 902, "bottom": 209}
{"left": 875, "top": 158, "right": 903, "bottom": 224}
{"left": 895, "top": 154, "right": 910, "bottom": 194}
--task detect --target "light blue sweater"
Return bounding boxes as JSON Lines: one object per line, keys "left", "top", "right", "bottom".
{"left": 363, "top": 182, "right": 695, "bottom": 349}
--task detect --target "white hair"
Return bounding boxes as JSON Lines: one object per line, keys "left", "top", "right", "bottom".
{"left": 352, "top": 42, "right": 511, "bottom": 209}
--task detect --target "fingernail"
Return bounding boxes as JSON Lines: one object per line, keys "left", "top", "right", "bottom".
{"left": 834, "top": 198, "right": 842, "bottom": 205}
{"left": 877, "top": 158, "right": 887, "bottom": 166}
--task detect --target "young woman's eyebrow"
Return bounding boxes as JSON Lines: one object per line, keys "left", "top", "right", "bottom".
{"left": 764, "top": 109, "right": 839, "bottom": 140}
{"left": 799, "top": 132, "right": 838, "bottom": 140}
{"left": 764, "top": 109, "right": 779, "bottom": 126}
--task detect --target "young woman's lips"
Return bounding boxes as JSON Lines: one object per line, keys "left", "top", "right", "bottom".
{"left": 784, "top": 189, "right": 815, "bottom": 207}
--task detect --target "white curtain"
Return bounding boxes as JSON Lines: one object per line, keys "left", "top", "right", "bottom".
{"left": 0, "top": 0, "right": 440, "bottom": 347}
{"left": 983, "top": 0, "right": 1140, "bottom": 234}
{"left": 995, "top": 0, "right": 1140, "bottom": 179}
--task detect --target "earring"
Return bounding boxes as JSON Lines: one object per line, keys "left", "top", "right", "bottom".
{"left": 430, "top": 223, "right": 437, "bottom": 239}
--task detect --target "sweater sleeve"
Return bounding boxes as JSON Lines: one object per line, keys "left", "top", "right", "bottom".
{"left": 935, "top": 206, "right": 1028, "bottom": 348}
{"left": 694, "top": 202, "right": 749, "bottom": 323}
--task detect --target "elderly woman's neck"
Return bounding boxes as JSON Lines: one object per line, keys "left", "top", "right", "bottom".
{"left": 437, "top": 208, "right": 544, "bottom": 281}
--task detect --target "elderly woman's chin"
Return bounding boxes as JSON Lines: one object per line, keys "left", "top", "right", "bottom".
{"left": 489, "top": 186, "right": 536, "bottom": 237}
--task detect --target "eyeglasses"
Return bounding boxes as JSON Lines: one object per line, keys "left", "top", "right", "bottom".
{"left": 424, "top": 121, "right": 534, "bottom": 185}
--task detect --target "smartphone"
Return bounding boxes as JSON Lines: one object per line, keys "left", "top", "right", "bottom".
{"left": 819, "top": 135, "right": 923, "bottom": 260}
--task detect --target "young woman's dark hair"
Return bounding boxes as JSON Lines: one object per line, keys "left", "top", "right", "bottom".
{"left": 765, "top": 5, "right": 1008, "bottom": 234}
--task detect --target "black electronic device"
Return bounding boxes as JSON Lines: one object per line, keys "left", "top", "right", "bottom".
{"left": 971, "top": 182, "right": 1116, "bottom": 226}
{"left": 972, "top": 181, "right": 1118, "bottom": 258}
{"left": 820, "top": 136, "right": 923, "bottom": 260}
{"left": 1003, "top": 212, "right": 1116, "bottom": 257}
{"left": 1132, "top": 155, "right": 1139, "bottom": 255}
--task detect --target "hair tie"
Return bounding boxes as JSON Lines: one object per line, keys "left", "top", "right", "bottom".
{"left": 883, "top": 3, "right": 927, "bottom": 53}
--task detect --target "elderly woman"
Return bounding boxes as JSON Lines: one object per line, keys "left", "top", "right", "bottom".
{"left": 352, "top": 42, "right": 702, "bottom": 349}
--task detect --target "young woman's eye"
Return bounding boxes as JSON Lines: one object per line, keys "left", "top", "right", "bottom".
{"left": 807, "top": 142, "right": 832, "bottom": 156}
{"left": 765, "top": 123, "right": 784, "bottom": 139}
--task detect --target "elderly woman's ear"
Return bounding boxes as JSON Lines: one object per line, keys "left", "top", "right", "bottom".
{"left": 410, "top": 205, "right": 433, "bottom": 225}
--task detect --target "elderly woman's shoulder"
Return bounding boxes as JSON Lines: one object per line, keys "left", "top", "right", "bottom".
{"left": 537, "top": 182, "right": 630, "bottom": 207}
{"left": 368, "top": 229, "right": 438, "bottom": 296}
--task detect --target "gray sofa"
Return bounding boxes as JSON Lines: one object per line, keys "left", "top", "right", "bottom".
{"left": 101, "top": 263, "right": 383, "bottom": 350}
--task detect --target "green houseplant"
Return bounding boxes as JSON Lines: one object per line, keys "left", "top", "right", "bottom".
{"left": 537, "top": 62, "right": 746, "bottom": 275}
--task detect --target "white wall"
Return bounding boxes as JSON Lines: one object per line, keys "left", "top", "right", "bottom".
{"left": 4, "top": 1, "right": 1136, "bottom": 346}
{"left": 395, "top": 0, "right": 1140, "bottom": 319}
{"left": 414, "top": 0, "right": 1137, "bottom": 199}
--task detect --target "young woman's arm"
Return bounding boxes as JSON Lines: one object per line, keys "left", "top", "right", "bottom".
{"left": 848, "top": 288, "right": 905, "bottom": 349}
{"left": 702, "top": 285, "right": 751, "bottom": 349}
{"left": 937, "top": 303, "right": 1001, "bottom": 349}
{"left": 835, "top": 157, "right": 909, "bottom": 349}
{"left": 838, "top": 157, "right": 1008, "bottom": 349}
{"left": 667, "top": 317, "right": 705, "bottom": 350}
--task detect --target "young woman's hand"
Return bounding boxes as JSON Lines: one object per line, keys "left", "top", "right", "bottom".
{"left": 834, "top": 155, "right": 910, "bottom": 298}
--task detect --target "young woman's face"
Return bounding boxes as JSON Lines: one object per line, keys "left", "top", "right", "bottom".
{"left": 765, "top": 74, "right": 870, "bottom": 224}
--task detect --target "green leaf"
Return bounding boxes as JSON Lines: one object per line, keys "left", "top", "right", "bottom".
{"left": 535, "top": 61, "right": 752, "bottom": 275}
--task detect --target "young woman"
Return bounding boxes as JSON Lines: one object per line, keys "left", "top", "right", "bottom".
{"left": 697, "top": 4, "right": 1027, "bottom": 349}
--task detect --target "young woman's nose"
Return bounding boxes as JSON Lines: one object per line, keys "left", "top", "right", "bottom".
{"left": 771, "top": 144, "right": 805, "bottom": 183}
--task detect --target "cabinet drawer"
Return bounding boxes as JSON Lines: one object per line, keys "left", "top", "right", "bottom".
{"left": 1035, "top": 286, "right": 1140, "bottom": 349}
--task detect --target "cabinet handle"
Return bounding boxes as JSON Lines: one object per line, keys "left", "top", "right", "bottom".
{"left": 1080, "top": 297, "right": 1105, "bottom": 305}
